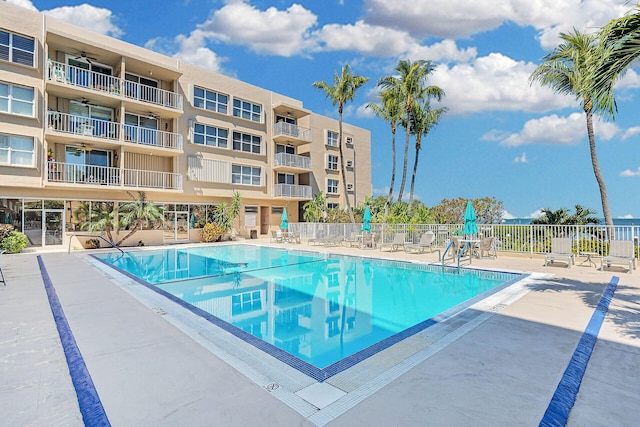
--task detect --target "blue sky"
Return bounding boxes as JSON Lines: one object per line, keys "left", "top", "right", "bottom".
{"left": 9, "top": 0, "right": 640, "bottom": 218}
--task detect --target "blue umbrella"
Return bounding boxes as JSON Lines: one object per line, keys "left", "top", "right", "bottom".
{"left": 361, "top": 205, "right": 372, "bottom": 232}
{"left": 463, "top": 201, "right": 478, "bottom": 236}
{"left": 280, "top": 208, "right": 289, "bottom": 230}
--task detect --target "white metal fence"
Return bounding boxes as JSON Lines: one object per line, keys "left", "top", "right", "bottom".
{"left": 288, "top": 222, "right": 640, "bottom": 257}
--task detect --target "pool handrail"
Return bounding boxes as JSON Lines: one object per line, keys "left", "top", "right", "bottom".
{"left": 67, "top": 234, "right": 124, "bottom": 254}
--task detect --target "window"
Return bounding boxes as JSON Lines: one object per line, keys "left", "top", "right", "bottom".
{"left": 277, "top": 173, "right": 294, "bottom": 185}
{"left": 193, "top": 86, "right": 228, "bottom": 114}
{"left": 326, "top": 130, "right": 339, "bottom": 147}
{"left": 232, "top": 291, "right": 262, "bottom": 315}
{"left": 276, "top": 143, "right": 295, "bottom": 154}
{"left": 327, "top": 155, "right": 338, "bottom": 170}
{"left": 232, "top": 131, "right": 261, "bottom": 154}
{"left": 232, "top": 164, "right": 261, "bottom": 186}
{"left": 346, "top": 184, "right": 354, "bottom": 191}
{"left": 233, "top": 98, "right": 262, "bottom": 122}
{"left": 327, "top": 203, "right": 339, "bottom": 209}
{"left": 346, "top": 136, "right": 353, "bottom": 145}
{"left": 327, "top": 179, "right": 339, "bottom": 194}
{"left": 193, "top": 123, "right": 228, "bottom": 148}
{"left": 346, "top": 160, "right": 353, "bottom": 168}
{"left": 271, "top": 207, "right": 284, "bottom": 215}
{"left": 0, "top": 30, "right": 35, "bottom": 67}
{"left": 0, "top": 82, "right": 34, "bottom": 116}
{"left": 0, "top": 133, "right": 34, "bottom": 167}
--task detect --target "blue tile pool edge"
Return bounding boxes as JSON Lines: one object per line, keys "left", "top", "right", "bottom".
{"left": 37, "top": 256, "right": 111, "bottom": 427}
{"left": 539, "top": 275, "right": 620, "bottom": 427}
{"left": 91, "top": 252, "right": 527, "bottom": 382}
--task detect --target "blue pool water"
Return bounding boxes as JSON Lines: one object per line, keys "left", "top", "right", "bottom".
{"left": 94, "top": 245, "right": 522, "bottom": 379}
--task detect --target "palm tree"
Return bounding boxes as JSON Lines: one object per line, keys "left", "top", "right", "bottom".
{"left": 568, "top": 204, "right": 601, "bottom": 225}
{"left": 378, "top": 59, "right": 437, "bottom": 203}
{"left": 303, "top": 192, "right": 327, "bottom": 223}
{"left": 366, "top": 87, "right": 403, "bottom": 215}
{"left": 593, "top": 6, "right": 640, "bottom": 116}
{"left": 530, "top": 29, "right": 615, "bottom": 234}
{"left": 76, "top": 201, "right": 117, "bottom": 243}
{"left": 313, "top": 64, "right": 369, "bottom": 223}
{"left": 115, "top": 191, "right": 164, "bottom": 246}
{"left": 407, "top": 99, "right": 447, "bottom": 210}
{"left": 531, "top": 208, "right": 571, "bottom": 225}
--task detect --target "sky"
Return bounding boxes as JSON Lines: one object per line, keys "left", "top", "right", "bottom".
{"left": 7, "top": 0, "right": 640, "bottom": 219}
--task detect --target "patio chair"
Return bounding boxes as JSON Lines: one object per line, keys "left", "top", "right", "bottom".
{"left": 544, "top": 238, "right": 574, "bottom": 268}
{"left": 361, "top": 232, "right": 377, "bottom": 249}
{"left": 270, "top": 230, "right": 283, "bottom": 243}
{"left": 379, "top": 233, "right": 406, "bottom": 252}
{"left": 404, "top": 231, "right": 435, "bottom": 254}
{"left": 601, "top": 240, "right": 636, "bottom": 274}
{"left": 476, "top": 236, "right": 497, "bottom": 259}
{"left": 344, "top": 232, "right": 360, "bottom": 248}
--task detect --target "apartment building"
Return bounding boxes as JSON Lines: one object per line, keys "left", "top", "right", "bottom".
{"left": 0, "top": 3, "right": 371, "bottom": 248}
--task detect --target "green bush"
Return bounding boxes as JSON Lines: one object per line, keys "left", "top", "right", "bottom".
{"left": 2, "top": 231, "right": 28, "bottom": 254}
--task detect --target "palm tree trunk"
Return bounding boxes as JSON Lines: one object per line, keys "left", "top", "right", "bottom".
{"left": 585, "top": 108, "right": 614, "bottom": 238}
{"left": 338, "top": 104, "right": 356, "bottom": 223}
{"left": 408, "top": 138, "right": 421, "bottom": 211}
{"left": 386, "top": 124, "right": 397, "bottom": 215}
{"left": 397, "top": 111, "right": 411, "bottom": 203}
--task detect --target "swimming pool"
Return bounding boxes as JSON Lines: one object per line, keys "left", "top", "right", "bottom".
{"left": 94, "top": 244, "right": 523, "bottom": 380}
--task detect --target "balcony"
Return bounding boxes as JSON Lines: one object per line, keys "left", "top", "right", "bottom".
{"left": 273, "top": 153, "right": 311, "bottom": 171}
{"left": 273, "top": 122, "right": 312, "bottom": 145}
{"left": 47, "top": 60, "right": 183, "bottom": 111}
{"left": 47, "top": 111, "right": 119, "bottom": 141}
{"left": 47, "top": 161, "right": 182, "bottom": 190}
{"left": 123, "top": 124, "right": 183, "bottom": 151}
{"left": 273, "top": 183, "right": 312, "bottom": 200}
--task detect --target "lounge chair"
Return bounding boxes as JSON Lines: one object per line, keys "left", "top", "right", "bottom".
{"left": 544, "top": 238, "right": 574, "bottom": 268}
{"left": 601, "top": 240, "right": 636, "bottom": 273}
{"left": 476, "top": 236, "right": 496, "bottom": 259}
{"left": 344, "top": 232, "right": 360, "bottom": 248}
{"left": 379, "top": 233, "right": 406, "bottom": 252}
{"left": 308, "top": 231, "right": 326, "bottom": 246}
{"left": 270, "top": 230, "right": 283, "bottom": 243}
{"left": 322, "top": 234, "right": 344, "bottom": 247}
{"left": 404, "top": 231, "right": 435, "bottom": 254}
{"left": 0, "top": 249, "right": 6, "bottom": 285}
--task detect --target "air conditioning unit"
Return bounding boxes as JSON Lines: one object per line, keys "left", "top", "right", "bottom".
{"left": 346, "top": 160, "right": 353, "bottom": 168}
{"left": 346, "top": 137, "right": 353, "bottom": 145}
{"left": 347, "top": 184, "right": 354, "bottom": 191}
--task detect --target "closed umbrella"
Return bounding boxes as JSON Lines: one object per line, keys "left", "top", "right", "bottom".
{"left": 361, "top": 205, "right": 372, "bottom": 232}
{"left": 463, "top": 201, "right": 478, "bottom": 237}
{"left": 280, "top": 208, "right": 288, "bottom": 230}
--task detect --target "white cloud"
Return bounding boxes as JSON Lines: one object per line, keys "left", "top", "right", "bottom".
{"left": 363, "top": 0, "right": 628, "bottom": 50}
{"left": 620, "top": 167, "right": 640, "bottom": 177}
{"left": 169, "top": 30, "right": 227, "bottom": 74}
{"left": 195, "top": 2, "right": 318, "bottom": 56}
{"left": 6, "top": 0, "right": 123, "bottom": 37}
{"left": 622, "top": 126, "right": 640, "bottom": 140}
{"left": 501, "top": 210, "right": 516, "bottom": 220}
{"left": 431, "top": 53, "right": 573, "bottom": 115}
{"left": 529, "top": 209, "right": 544, "bottom": 219}
{"left": 514, "top": 153, "right": 527, "bottom": 163}
{"left": 618, "top": 213, "right": 635, "bottom": 219}
{"left": 485, "top": 113, "right": 620, "bottom": 147}
{"left": 44, "top": 4, "right": 124, "bottom": 38}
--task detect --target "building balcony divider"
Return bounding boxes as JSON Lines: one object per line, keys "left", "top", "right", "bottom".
{"left": 274, "top": 183, "right": 312, "bottom": 199}
{"left": 123, "top": 124, "right": 183, "bottom": 150}
{"left": 47, "top": 60, "right": 183, "bottom": 111}
{"left": 274, "top": 152, "right": 312, "bottom": 169}
{"left": 47, "top": 161, "right": 182, "bottom": 190}
{"left": 273, "top": 122, "right": 312, "bottom": 142}
{"left": 47, "top": 111, "right": 120, "bottom": 140}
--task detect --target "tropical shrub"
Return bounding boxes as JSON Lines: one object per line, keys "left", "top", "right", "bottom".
{"left": 2, "top": 231, "right": 28, "bottom": 254}
{"left": 0, "top": 224, "right": 15, "bottom": 242}
{"left": 201, "top": 223, "right": 225, "bottom": 242}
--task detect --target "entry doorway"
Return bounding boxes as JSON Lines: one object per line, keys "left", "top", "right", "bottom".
{"left": 163, "top": 204, "right": 189, "bottom": 242}
{"left": 260, "top": 206, "right": 269, "bottom": 236}
{"left": 23, "top": 209, "right": 64, "bottom": 246}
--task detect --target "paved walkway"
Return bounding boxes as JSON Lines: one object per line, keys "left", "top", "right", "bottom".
{"left": 1, "top": 242, "right": 638, "bottom": 426}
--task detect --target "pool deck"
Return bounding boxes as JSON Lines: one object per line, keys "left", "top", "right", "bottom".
{"left": 1, "top": 240, "right": 638, "bottom": 426}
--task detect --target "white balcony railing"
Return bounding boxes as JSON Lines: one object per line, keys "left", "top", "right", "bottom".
{"left": 273, "top": 122, "right": 312, "bottom": 142}
{"left": 274, "top": 183, "right": 312, "bottom": 199}
{"left": 273, "top": 152, "right": 311, "bottom": 169}
{"left": 47, "top": 161, "right": 182, "bottom": 190}
{"left": 48, "top": 111, "right": 120, "bottom": 140}
{"left": 123, "top": 80, "right": 183, "bottom": 110}
{"left": 123, "top": 124, "right": 183, "bottom": 150}
{"left": 47, "top": 60, "right": 183, "bottom": 110}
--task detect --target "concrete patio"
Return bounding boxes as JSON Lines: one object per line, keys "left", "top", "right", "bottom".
{"left": 1, "top": 241, "right": 638, "bottom": 426}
